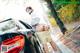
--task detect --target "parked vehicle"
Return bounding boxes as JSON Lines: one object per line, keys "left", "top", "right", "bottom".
{"left": 0, "top": 18, "right": 44, "bottom": 53}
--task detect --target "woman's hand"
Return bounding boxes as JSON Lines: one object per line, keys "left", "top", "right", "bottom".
{"left": 35, "top": 24, "right": 50, "bottom": 32}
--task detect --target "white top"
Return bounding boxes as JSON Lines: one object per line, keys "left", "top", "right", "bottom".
{"left": 30, "top": 9, "right": 47, "bottom": 26}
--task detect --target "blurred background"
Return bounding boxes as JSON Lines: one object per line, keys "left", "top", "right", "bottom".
{"left": 0, "top": 0, "right": 80, "bottom": 53}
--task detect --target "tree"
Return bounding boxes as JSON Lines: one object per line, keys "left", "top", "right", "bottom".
{"left": 52, "top": 0, "right": 80, "bottom": 23}
{"left": 45, "top": 0, "right": 67, "bottom": 34}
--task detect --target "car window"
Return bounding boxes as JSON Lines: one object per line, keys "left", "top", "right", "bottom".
{"left": 0, "top": 19, "right": 19, "bottom": 33}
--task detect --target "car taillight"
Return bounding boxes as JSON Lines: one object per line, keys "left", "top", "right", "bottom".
{"left": 1, "top": 35, "right": 24, "bottom": 53}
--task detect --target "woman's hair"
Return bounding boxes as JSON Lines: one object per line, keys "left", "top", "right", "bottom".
{"left": 26, "top": 7, "right": 33, "bottom": 14}
{"left": 26, "top": 7, "right": 32, "bottom": 10}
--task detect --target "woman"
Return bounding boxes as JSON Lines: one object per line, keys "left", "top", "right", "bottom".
{"left": 26, "top": 6, "right": 62, "bottom": 53}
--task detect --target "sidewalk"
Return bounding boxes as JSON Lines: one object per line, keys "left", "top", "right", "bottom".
{"left": 51, "top": 30, "right": 74, "bottom": 53}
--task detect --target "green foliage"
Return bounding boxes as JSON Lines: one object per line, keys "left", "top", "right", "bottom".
{"left": 50, "top": 0, "right": 80, "bottom": 23}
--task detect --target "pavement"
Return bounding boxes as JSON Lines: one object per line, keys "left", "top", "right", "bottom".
{"left": 50, "top": 21, "right": 80, "bottom": 53}
{"left": 50, "top": 28, "right": 74, "bottom": 53}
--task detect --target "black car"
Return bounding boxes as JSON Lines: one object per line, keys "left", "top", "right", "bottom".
{"left": 0, "top": 18, "right": 44, "bottom": 53}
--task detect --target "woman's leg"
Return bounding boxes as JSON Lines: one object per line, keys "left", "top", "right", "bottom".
{"left": 50, "top": 40, "right": 62, "bottom": 53}
{"left": 43, "top": 43, "right": 49, "bottom": 53}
